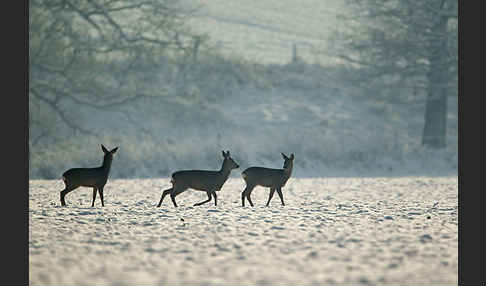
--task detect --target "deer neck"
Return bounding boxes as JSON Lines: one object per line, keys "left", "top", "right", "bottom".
{"left": 283, "top": 166, "right": 293, "bottom": 179}
{"left": 101, "top": 156, "right": 113, "bottom": 174}
{"left": 219, "top": 160, "right": 232, "bottom": 181}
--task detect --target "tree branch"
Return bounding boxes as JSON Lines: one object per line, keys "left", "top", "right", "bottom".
{"left": 30, "top": 87, "right": 98, "bottom": 136}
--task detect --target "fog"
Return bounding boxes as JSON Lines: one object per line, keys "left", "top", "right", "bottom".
{"left": 29, "top": 0, "right": 458, "bottom": 179}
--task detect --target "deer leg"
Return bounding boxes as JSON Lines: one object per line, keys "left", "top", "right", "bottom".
{"left": 60, "top": 189, "right": 67, "bottom": 206}
{"left": 60, "top": 186, "right": 77, "bottom": 206}
{"left": 241, "top": 187, "right": 247, "bottom": 207}
{"left": 246, "top": 188, "right": 255, "bottom": 207}
{"left": 170, "top": 186, "right": 188, "bottom": 208}
{"left": 157, "top": 188, "right": 173, "bottom": 207}
{"left": 214, "top": 191, "right": 219, "bottom": 206}
{"left": 194, "top": 191, "right": 212, "bottom": 207}
{"left": 98, "top": 187, "right": 105, "bottom": 207}
{"left": 241, "top": 185, "right": 255, "bottom": 207}
{"left": 170, "top": 193, "right": 178, "bottom": 207}
{"left": 276, "top": 188, "right": 285, "bottom": 206}
{"left": 170, "top": 188, "right": 181, "bottom": 208}
{"left": 91, "top": 187, "right": 97, "bottom": 207}
{"left": 266, "top": 188, "right": 276, "bottom": 207}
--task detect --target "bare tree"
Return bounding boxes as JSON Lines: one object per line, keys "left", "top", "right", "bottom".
{"left": 29, "top": 0, "right": 204, "bottom": 141}
{"left": 327, "top": 0, "right": 457, "bottom": 149}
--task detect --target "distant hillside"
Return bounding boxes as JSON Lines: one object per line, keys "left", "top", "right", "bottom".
{"left": 29, "top": 55, "right": 458, "bottom": 179}
{"left": 183, "top": 0, "right": 343, "bottom": 65}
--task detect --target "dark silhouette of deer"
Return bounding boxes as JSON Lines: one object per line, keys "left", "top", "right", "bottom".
{"left": 60, "top": 144, "right": 118, "bottom": 207}
{"left": 157, "top": 151, "right": 239, "bottom": 208}
{"left": 241, "top": 153, "right": 294, "bottom": 207}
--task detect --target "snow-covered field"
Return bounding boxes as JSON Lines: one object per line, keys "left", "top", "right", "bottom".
{"left": 29, "top": 176, "right": 458, "bottom": 286}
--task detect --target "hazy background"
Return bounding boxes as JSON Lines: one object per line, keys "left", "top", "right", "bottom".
{"left": 29, "top": 0, "right": 458, "bottom": 179}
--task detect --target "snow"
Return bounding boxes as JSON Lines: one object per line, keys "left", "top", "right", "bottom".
{"left": 30, "top": 176, "right": 458, "bottom": 286}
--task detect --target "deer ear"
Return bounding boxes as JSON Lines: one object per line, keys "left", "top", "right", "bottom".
{"left": 111, "top": 147, "right": 118, "bottom": 154}
{"left": 290, "top": 153, "right": 294, "bottom": 160}
{"left": 281, "top": 152, "right": 288, "bottom": 159}
{"left": 101, "top": 144, "right": 109, "bottom": 154}
{"left": 226, "top": 150, "right": 230, "bottom": 156}
{"left": 222, "top": 150, "right": 227, "bottom": 157}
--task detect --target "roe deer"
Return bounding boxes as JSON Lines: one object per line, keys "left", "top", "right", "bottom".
{"left": 60, "top": 144, "right": 118, "bottom": 207}
{"left": 157, "top": 151, "right": 239, "bottom": 208}
{"left": 241, "top": 153, "right": 294, "bottom": 207}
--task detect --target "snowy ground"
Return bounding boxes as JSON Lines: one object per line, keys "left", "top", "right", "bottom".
{"left": 29, "top": 176, "right": 458, "bottom": 286}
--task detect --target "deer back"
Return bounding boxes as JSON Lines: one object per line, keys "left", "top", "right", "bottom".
{"left": 242, "top": 167, "right": 287, "bottom": 188}
{"left": 172, "top": 170, "right": 225, "bottom": 191}
{"left": 62, "top": 167, "right": 108, "bottom": 188}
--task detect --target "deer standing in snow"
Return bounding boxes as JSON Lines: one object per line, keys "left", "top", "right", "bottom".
{"left": 157, "top": 151, "right": 239, "bottom": 208}
{"left": 60, "top": 145, "right": 118, "bottom": 207}
{"left": 241, "top": 153, "right": 294, "bottom": 207}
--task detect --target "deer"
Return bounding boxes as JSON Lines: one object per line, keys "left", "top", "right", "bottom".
{"left": 60, "top": 144, "right": 118, "bottom": 207}
{"left": 241, "top": 153, "right": 294, "bottom": 207}
{"left": 157, "top": 150, "right": 239, "bottom": 208}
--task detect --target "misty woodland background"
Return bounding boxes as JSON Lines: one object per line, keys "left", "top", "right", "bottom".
{"left": 29, "top": 0, "right": 458, "bottom": 179}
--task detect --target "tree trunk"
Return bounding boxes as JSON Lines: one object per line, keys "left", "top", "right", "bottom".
{"left": 422, "top": 11, "right": 449, "bottom": 149}
{"left": 422, "top": 82, "right": 447, "bottom": 149}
